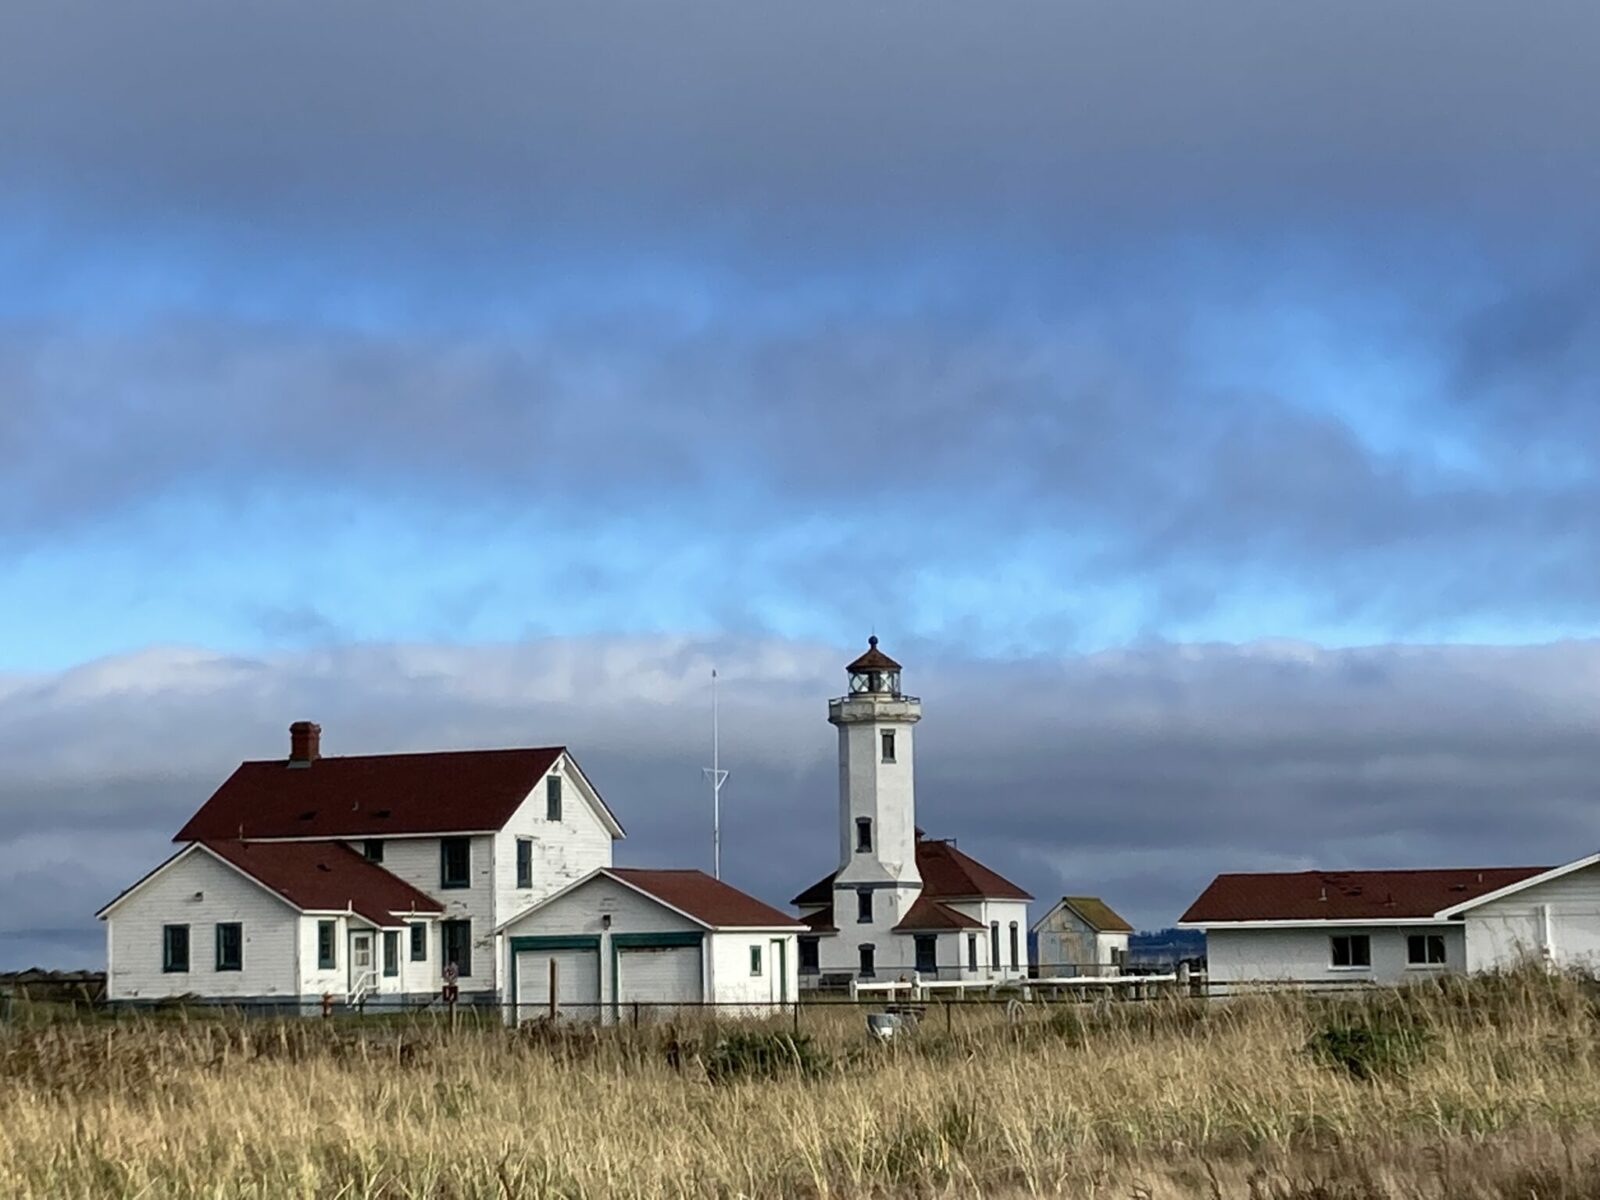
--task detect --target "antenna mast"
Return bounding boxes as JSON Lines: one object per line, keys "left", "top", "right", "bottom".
{"left": 702, "top": 668, "right": 729, "bottom": 878}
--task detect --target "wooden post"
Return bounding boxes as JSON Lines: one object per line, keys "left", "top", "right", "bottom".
{"left": 548, "top": 957, "right": 558, "bottom": 1021}
{"left": 945, "top": 1000, "right": 952, "bottom": 1036}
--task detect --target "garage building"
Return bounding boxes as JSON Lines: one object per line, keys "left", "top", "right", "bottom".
{"left": 497, "top": 867, "right": 803, "bottom": 1023}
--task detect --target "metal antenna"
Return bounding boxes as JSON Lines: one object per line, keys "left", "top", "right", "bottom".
{"left": 702, "top": 668, "right": 729, "bottom": 879}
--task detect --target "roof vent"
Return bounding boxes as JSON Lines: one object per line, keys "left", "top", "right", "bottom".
{"left": 316, "top": 863, "right": 331, "bottom": 872}
{"left": 374, "top": 809, "right": 392, "bottom": 819}
{"left": 298, "top": 810, "right": 317, "bottom": 821}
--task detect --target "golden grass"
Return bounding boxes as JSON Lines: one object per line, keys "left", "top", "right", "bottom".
{"left": 4, "top": 972, "right": 1600, "bottom": 1198}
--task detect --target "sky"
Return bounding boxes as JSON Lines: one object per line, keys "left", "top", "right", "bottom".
{"left": 4, "top": 2, "right": 1600, "bottom": 968}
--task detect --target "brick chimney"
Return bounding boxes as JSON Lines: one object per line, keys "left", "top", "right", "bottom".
{"left": 288, "top": 721, "right": 322, "bottom": 766}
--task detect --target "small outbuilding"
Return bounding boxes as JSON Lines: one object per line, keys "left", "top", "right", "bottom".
{"left": 1031, "top": 896, "right": 1133, "bottom": 976}
{"left": 496, "top": 867, "right": 804, "bottom": 1023}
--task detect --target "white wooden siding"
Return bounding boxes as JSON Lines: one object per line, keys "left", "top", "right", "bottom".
{"left": 106, "top": 850, "right": 300, "bottom": 1001}
{"left": 1463, "top": 862, "right": 1600, "bottom": 971}
{"left": 374, "top": 835, "right": 497, "bottom": 990}
{"left": 492, "top": 757, "right": 615, "bottom": 939}
{"left": 707, "top": 932, "right": 799, "bottom": 1010}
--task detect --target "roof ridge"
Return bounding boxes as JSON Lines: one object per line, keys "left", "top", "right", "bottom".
{"left": 237, "top": 745, "right": 566, "bottom": 765}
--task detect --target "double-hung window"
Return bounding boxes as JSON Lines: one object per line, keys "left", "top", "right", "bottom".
{"left": 881, "top": 730, "right": 896, "bottom": 762}
{"left": 440, "top": 838, "right": 470, "bottom": 889}
{"left": 442, "top": 919, "right": 472, "bottom": 977}
{"left": 516, "top": 838, "right": 533, "bottom": 889}
{"left": 750, "top": 945, "right": 763, "bottom": 976}
{"left": 1406, "top": 933, "right": 1446, "bottom": 966}
{"left": 546, "top": 776, "right": 563, "bottom": 822}
{"left": 1330, "top": 934, "right": 1371, "bottom": 969}
{"left": 317, "top": 920, "right": 337, "bottom": 970}
{"left": 383, "top": 930, "right": 400, "bottom": 977}
{"left": 162, "top": 924, "right": 190, "bottom": 973}
{"left": 214, "top": 922, "right": 242, "bottom": 972}
{"left": 1009, "top": 922, "right": 1020, "bottom": 971}
{"left": 409, "top": 923, "right": 428, "bottom": 962}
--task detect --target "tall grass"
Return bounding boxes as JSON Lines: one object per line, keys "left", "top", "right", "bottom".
{"left": 3, "top": 971, "right": 1600, "bottom": 1198}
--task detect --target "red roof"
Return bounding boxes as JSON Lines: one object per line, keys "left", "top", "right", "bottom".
{"left": 894, "top": 895, "right": 985, "bottom": 932}
{"left": 792, "top": 837, "right": 1032, "bottom": 906}
{"left": 201, "top": 839, "right": 443, "bottom": 926}
{"left": 797, "top": 906, "right": 838, "bottom": 933}
{"left": 174, "top": 747, "right": 622, "bottom": 841}
{"left": 1180, "top": 866, "right": 1551, "bottom": 924}
{"left": 847, "top": 636, "right": 902, "bottom": 672}
{"left": 611, "top": 869, "right": 805, "bottom": 929}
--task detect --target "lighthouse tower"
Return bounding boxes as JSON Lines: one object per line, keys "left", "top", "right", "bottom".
{"left": 822, "top": 637, "right": 924, "bottom": 978}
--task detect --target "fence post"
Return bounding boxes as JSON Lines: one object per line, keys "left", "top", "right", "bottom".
{"left": 793, "top": 997, "right": 800, "bottom": 1036}
{"left": 945, "top": 1000, "right": 952, "bottom": 1036}
{"left": 632, "top": 1001, "right": 640, "bottom": 1028}
{"left": 548, "top": 958, "right": 558, "bottom": 1022}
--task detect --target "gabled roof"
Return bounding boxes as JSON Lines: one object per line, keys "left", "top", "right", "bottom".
{"left": 793, "top": 837, "right": 1032, "bottom": 906}
{"left": 610, "top": 869, "right": 804, "bottom": 929}
{"left": 1041, "top": 896, "right": 1133, "bottom": 934}
{"left": 499, "top": 868, "right": 804, "bottom": 933}
{"left": 173, "top": 747, "right": 624, "bottom": 841}
{"left": 97, "top": 840, "right": 443, "bottom": 927}
{"left": 1179, "top": 866, "right": 1550, "bottom": 926}
{"left": 1435, "top": 852, "right": 1600, "bottom": 917}
{"left": 893, "top": 896, "right": 985, "bottom": 932}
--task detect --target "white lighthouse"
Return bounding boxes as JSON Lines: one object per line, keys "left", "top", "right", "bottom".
{"left": 821, "top": 637, "right": 924, "bottom": 978}
{"left": 793, "top": 637, "right": 1033, "bottom": 986}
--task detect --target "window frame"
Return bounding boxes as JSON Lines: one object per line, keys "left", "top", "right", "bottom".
{"left": 516, "top": 837, "right": 533, "bottom": 889}
{"left": 441, "top": 919, "right": 473, "bottom": 978}
{"left": 409, "top": 923, "right": 428, "bottom": 962}
{"left": 858, "top": 943, "right": 876, "bottom": 979}
{"left": 881, "top": 730, "right": 896, "bottom": 762}
{"left": 914, "top": 934, "right": 937, "bottom": 974}
{"left": 798, "top": 937, "right": 820, "bottom": 975}
{"left": 855, "top": 817, "right": 873, "bottom": 853}
{"left": 750, "top": 945, "right": 763, "bottom": 976}
{"left": 967, "top": 933, "right": 978, "bottom": 972}
{"left": 1406, "top": 932, "right": 1447, "bottom": 967}
{"left": 383, "top": 930, "right": 400, "bottom": 978}
{"left": 989, "top": 921, "right": 1000, "bottom": 969}
{"left": 162, "top": 923, "right": 190, "bottom": 974}
{"left": 214, "top": 922, "right": 242, "bottom": 972}
{"left": 1009, "top": 921, "right": 1020, "bottom": 971}
{"left": 546, "top": 775, "right": 563, "bottom": 822}
{"left": 362, "top": 839, "right": 384, "bottom": 863}
{"left": 856, "top": 888, "right": 872, "bottom": 924}
{"left": 317, "top": 919, "right": 337, "bottom": 970}
{"left": 1330, "top": 933, "right": 1372, "bottom": 970}
{"left": 439, "top": 837, "right": 471, "bottom": 889}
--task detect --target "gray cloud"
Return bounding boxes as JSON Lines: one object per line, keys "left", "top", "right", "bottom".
{"left": 6, "top": 634, "right": 1600, "bottom": 968}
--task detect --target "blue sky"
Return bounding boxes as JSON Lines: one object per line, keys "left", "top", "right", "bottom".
{"left": 3, "top": 1, "right": 1600, "bottom": 964}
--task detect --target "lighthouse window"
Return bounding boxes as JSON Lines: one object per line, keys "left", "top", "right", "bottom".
{"left": 856, "top": 818, "right": 873, "bottom": 852}
{"left": 881, "top": 731, "right": 896, "bottom": 762}
{"left": 857, "top": 889, "right": 873, "bottom": 923}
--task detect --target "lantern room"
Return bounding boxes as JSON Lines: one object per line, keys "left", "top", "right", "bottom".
{"left": 846, "top": 636, "right": 902, "bottom": 697}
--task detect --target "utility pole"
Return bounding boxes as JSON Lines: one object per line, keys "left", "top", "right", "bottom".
{"left": 702, "top": 668, "right": 729, "bottom": 878}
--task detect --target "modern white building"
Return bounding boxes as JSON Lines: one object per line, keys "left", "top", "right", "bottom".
{"left": 1032, "top": 897, "right": 1132, "bottom": 976}
{"left": 98, "top": 722, "right": 625, "bottom": 1007}
{"left": 496, "top": 867, "right": 803, "bottom": 1022}
{"left": 792, "top": 639, "right": 1032, "bottom": 985}
{"left": 1174, "top": 858, "right": 1600, "bottom": 985}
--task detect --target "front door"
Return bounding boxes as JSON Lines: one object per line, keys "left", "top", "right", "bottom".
{"left": 350, "top": 932, "right": 374, "bottom": 990}
{"left": 768, "top": 939, "right": 787, "bottom": 1006}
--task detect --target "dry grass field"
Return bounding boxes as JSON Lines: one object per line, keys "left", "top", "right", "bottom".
{"left": 3, "top": 972, "right": 1600, "bottom": 1199}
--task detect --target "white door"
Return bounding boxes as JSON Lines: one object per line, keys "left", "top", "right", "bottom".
{"left": 768, "top": 939, "right": 787, "bottom": 1007}
{"left": 515, "top": 949, "right": 601, "bottom": 1021}
{"left": 616, "top": 945, "right": 703, "bottom": 1016}
{"left": 350, "top": 932, "right": 373, "bottom": 992}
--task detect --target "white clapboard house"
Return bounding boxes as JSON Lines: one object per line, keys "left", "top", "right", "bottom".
{"left": 791, "top": 639, "right": 1032, "bottom": 985}
{"left": 97, "top": 721, "right": 626, "bottom": 1008}
{"left": 1178, "top": 855, "right": 1600, "bottom": 985}
{"left": 496, "top": 867, "right": 803, "bottom": 1022}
